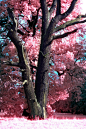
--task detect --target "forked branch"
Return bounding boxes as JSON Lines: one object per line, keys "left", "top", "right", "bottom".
{"left": 49, "top": 0, "right": 57, "bottom": 15}
{"left": 47, "top": 29, "right": 78, "bottom": 46}
{"left": 54, "top": 14, "right": 86, "bottom": 33}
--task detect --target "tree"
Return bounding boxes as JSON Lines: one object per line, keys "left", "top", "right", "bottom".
{"left": 50, "top": 26, "right": 86, "bottom": 114}
{"left": 68, "top": 29, "right": 86, "bottom": 114}
{"left": 0, "top": 0, "right": 86, "bottom": 119}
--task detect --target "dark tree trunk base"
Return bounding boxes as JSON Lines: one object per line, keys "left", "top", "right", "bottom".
{"left": 22, "top": 109, "right": 33, "bottom": 119}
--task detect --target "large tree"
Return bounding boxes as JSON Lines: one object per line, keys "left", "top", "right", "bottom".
{"left": 0, "top": 0, "right": 86, "bottom": 118}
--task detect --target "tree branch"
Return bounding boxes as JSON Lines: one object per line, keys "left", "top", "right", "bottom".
{"left": 54, "top": 14, "right": 86, "bottom": 33}
{"left": 3, "top": 60, "right": 19, "bottom": 67}
{"left": 46, "top": 29, "right": 78, "bottom": 46}
{"left": 40, "top": 0, "right": 49, "bottom": 34}
{"left": 44, "top": 0, "right": 77, "bottom": 39}
{"left": 49, "top": 0, "right": 57, "bottom": 15}
{"left": 7, "top": 7, "right": 18, "bottom": 31}
{"left": 56, "top": 0, "right": 61, "bottom": 16}
{"left": 61, "top": 0, "right": 78, "bottom": 20}
{"left": 17, "top": 29, "right": 25, "bottom": 35}
{"left": 53, "top": 29, "right": 78, "bottom": 40}
{"left": 9, "top": 75, "right": 23, "bottom": 83}
{"left": 19, "top": 23, "right": 30, "bottom": 34}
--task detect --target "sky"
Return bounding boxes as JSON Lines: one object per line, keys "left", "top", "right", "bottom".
{"left": 80, "top": 0, "right": 86, "bottom": 14}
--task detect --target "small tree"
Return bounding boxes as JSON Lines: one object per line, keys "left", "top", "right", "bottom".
{"left": 1, "top": 0, "right": 86, "bottom": 118}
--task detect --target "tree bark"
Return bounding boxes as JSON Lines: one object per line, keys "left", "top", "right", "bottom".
{"left": 7, "top": 30, "right": 42, "bottom": 118}
{"left": 35, "top": 38, "right": 51, "bottom": 118}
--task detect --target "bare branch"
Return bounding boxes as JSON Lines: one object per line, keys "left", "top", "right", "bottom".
{"left": 49, "top": 0, "right": 57, "bottom": 15}
{"left": 19, "top": 23, "right": 30, "bottom": 34}
{"left": 3, "top": 60, "right": 19, "bottom": 67}
{"left": 54, "top": 14, "right": 86, "bottom": 33}
{"left": 9, "top": 76, "right": 23, "bottom": 84}
{"left": 56, "top": 0, "right": 61, "bottom": 16}
{"left": 61, "top": 0, "right": 78, "bottom": 20}
{"left": 17, "top": 29, "right": 25, "bottom": 35}
{"left": 53, "top": 29, "right": 78, "bottom": 40}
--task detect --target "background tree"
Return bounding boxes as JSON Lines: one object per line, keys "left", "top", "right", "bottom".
{"left": 0, "top": 0, "right": 86, "bottom": 119}
{"left": 51, "top": 26, "right": 86, "bottom": 114}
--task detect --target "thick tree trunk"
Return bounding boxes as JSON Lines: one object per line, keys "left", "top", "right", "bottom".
{"left": 35, "top": 35, "right": 51, "bottom": 118}
{"left": 7, "top": 30, "right": 42, "bottom": 118}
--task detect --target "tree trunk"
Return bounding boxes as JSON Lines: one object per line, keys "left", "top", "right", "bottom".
{"left": 7, "top": 30, "right": 42, "bottom": 118}
{"left": 35, "top": 35, "right": 51, "bottom": 118}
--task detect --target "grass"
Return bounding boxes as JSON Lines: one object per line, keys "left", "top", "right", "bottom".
{"left": 0, "top": 113, "right": 86, "bottom": 129}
